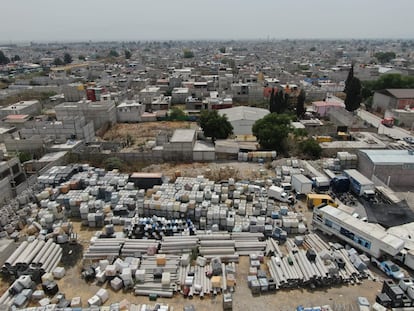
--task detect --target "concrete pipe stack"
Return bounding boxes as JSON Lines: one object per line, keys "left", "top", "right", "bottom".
{"left": 3, "top": 239, "right": 62, "bottom": 279}
{"left": 83, "top": 237, "right": 125, "bottom": 260}
{"left": 159, "top": 236, "right": 198, "bottom": 254}
{"left": 134, "top": 255, "right": 180, "bottom": 298}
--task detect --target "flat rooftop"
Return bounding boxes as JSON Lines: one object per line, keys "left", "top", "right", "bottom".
{"left": 193, "top": 141, "right": 215, "bottom": 152}
{"left": 170, "top": 129, "right": 196, "bottom": 143}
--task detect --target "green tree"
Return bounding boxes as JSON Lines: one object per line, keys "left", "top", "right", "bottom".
{"left": 0, "top": 50, "right": 10, "bottom": 65}
{"left": 103, "top": 157, "right": 124, "bottom": 171}
{"left": 199, "top": 110, "right": 233, "bottom": 143}
{"left": 274, "top": 89, "right": 288, "bottom": 114}
{"left": 183, "top": 49, "right": 194, "bottom": 58}
{"left": 344, "top": 65, "right": 362, "bottom": 112}
{"left": 78, "top": 55, "right": 86, "bottom": 61}
{"left": 363, "top": 74, "right": 414, "bottom": 92}
{"left": 252, "top": 113, "right": 292, "bottom": 152}
{"left": 269, "top": 88, "right": 276, "bottom": 113}
{"left": 169, "top": 107, "right": 187, "bottom": 121}
{"left": 374, "top": 51, "right": 396, "bottom": 64}
{"left": 299, "top": 138, "right": 322, "bottom": 159}
{"left": 108, "top": 50, "right": 119, "bottom": 57}
{"left": 124, "top": 50, "right": 132, "bottom": 59}
{"left": 16, "top": 151, "right": 32, "bottom": 163}
{"left": 53, "top": 57, "right": 64, "bottom": 66}
{"left": 296, "top": 89, "right": 306, "bottom": 118}
{"left": 12, "top": 55, "right": 21, "bottom": 62}
{"left": 64, "top": 53, "right": 72, "bottom": 64}
{"left": 219, "top": 46, "right": 226, "bottom": 53}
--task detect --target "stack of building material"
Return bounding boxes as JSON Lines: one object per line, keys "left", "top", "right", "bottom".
{"left": 3, "top": 239, "right": 62, "bottom": 279}
{"left": 83, "top": 237, "right": 124, "bottom": 260}
{"left": 120, "top": 240, "right": 159, "bottom": 257}
{"left": 232, "top": 232, "right": 266, "bottom": 256}
{"left": 134, "top": 255, "right": 180, "bottom": 298}
{"left": 159, "top": 236, "right": 198, "bottom": 254}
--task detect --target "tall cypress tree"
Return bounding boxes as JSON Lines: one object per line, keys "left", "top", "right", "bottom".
{"left": 296, "top": 89, "right": 306, "bottom": 118}
{"left": 269, "top": 88, "right": 276, "bottom": 113}
{"left": 344, "top": 65, "right": 362, "bottom": 112}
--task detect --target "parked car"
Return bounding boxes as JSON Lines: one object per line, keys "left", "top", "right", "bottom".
{"left": 371, "top": 258, "right": 405, "bottom": 280}
{"left": 403, "top": 137, "right": 414, "bottom": 145}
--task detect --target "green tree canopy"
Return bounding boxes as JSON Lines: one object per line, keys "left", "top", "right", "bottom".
{"left": 124, "top": 50, "right": 132, "bottom": 59}
{"left": 64, "top": 53, "right": 72, "bottom": 64}
{"left": 0, "top": 50, "right": 10, "bottom": 65}
{"left": 103, "top": 157, "right": 125, "bottom": 171}
{"left": 78, "top": 55, "right": 86, "bottom": 61}
{"left": 270, "top": 88, "right": 289, "bottom": 114}
{"left": 299, "top": 138, "right": 322, "bottom": 159}
{"left": 199, "top": 110, "right": 233, "bottom": 143}
{"left": 12, "top": 55, "right": 21, "bottom": 62}
{"left": 169, "top": 107, "right": 187, "bottom": 121}
{"left": 374, "top": 51, "right": 396, "bottom": 64}
{"left": 252, "top": 113, "right": 292, "bottom": 152}
{"left": 219, "top": 46, "right": 226, "bottom": 53}
{"left": 53, "top": 57, "right": 64, "bottom": 66}
{"left": 109, "top": 50, "right": 119, "bottom": 57}
{"left": 363, "top": 74, "right": 414, "bottom": 92}
{"left": 183, "top": 49, "right": 194, "bottom": 58}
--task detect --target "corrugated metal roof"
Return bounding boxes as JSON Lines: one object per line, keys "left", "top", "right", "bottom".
{"left": 217, "top": 106, "right": 269, "bottom": 122}
{"left": 360, "top": 149, "right": 414, "bottom": 164}
{"left": 384, "top": 89, "right": 414, "bottom": 99}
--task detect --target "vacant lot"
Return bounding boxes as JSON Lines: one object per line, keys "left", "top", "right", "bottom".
{"left": 102, "top": 121, "right": 196, "bottom": 149}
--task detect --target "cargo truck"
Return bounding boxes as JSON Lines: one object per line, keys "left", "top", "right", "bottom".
{"left": 312, "top": 176, "right": 331, "bottom": 192}
{"left": 330, "top": 175, "right": 350, "bottom": 193}
{"left": 343, "top": 169, "right": 375, "bottom": 199}
{"left": 292, "top": 174, "right": 313, "bottom": 195}
{"left": 395, "top": 249, "right": 414, "bottom": 271}
{"left": 268, "top": 185, "right": 295, "bottom": 204}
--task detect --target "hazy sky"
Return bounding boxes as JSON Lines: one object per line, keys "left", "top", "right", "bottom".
{"left": 1, "top": 0, "right": 414, "bottom": 42}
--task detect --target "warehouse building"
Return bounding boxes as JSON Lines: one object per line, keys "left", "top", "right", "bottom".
{"left": 357, "top": 149, "right": 414, "bottom": 188}
{"left": 217, "top": 106, "right": 269, "bottom": 135}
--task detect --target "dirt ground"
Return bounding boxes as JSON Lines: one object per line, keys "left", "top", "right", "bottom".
{"left": 56, "top": 248, "right": 383, "bottom": 311}
{"left": 0, "top": 161, "right": 397, "bottom": 310}
{"left": 102, "top": 121, "right": 196, "bottom": 149}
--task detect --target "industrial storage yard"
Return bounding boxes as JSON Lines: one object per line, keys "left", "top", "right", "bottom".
{"left": 1, "top": 35, "right": 414, "bottom": 311}
{"left": 0, "top": 160, "right": 413, "bottom": 311}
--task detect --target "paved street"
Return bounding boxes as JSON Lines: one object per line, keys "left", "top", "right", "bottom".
{"left": 357, "top": 109, "right": 414, "bottom": 140}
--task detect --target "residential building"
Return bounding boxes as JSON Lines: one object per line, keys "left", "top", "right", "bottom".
{"left": 116, "top": 102, "right": 145, "bottom": 123}
{"left": 0, "top": 157, "right": 26, "bottom": 205}
{"left": 19, "top": 117, "right": 95, "bottom": 142}
{"left": 55, "top": 100, "right": 117, "bottom": 130}
{"left": 139, "top": 87, "right": 161, "bottom": 111}
{"left": 171, "top": 88, "right": 189, "bottom": 104}
{"left": 0, "top": 100, "right": 41, "bottom": 118}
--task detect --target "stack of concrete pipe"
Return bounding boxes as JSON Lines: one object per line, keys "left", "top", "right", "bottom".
{"left": 83, "top": 238, "right": 125, "bottom": 260}
{"left": 3, "top": 239, "right": 62, "bottom": 278}
{"left": 121, "top": 240, "right": 160, "bottom": 257}
{"left": 267, "top": 237, "right": 365, "bottom": 291}
{"left": 232, "top": 232, "right": 266, "bottom": 256}
{"left": 158, "top": 236, "right": 198, "bottom": 254}
{"left": 133, "top": 255, "right": 180, "bottom": 298}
